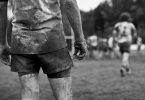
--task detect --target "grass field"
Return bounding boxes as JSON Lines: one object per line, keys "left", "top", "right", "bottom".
{"left": 0, "top": 51, "right": 145, "bottom": 100}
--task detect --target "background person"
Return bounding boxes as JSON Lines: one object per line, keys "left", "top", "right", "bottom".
{"left": 137, "top": 36, "right": 142, "bottom": 52}
{"left": 87, "top": 35, "right": 98, "bottom": 59}
{"left": 113, "top": 12, "right": 137, "bottom": 77}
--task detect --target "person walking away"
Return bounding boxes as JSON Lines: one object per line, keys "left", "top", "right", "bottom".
{"left": 113, "top": 12, "right": 137, "bottom": 77}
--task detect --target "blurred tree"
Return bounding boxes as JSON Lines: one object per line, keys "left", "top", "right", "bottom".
{"left": 81, "top": 0, "right": 145, "bottom": 43}
{"left": 80, "top": 11, "right": 95, "bottom": 37}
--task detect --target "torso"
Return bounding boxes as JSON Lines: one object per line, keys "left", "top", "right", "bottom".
{"left": 9, "top": 0, "right": 67, "bottom": 54}
{"left": 114, "top": 22, "right": 135, "bottom": 43}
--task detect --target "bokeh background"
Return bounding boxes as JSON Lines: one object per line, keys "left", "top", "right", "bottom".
{"left": 3, "top": 0, "right": 145, "bottom": 100}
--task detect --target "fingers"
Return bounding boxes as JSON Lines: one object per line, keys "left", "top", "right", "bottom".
{"left": 73, "top": 48, "right": 79, "bottom": 56}
{"left": 77, "top": 53, "right": 86, "bottom": 60}
{"left": 73, "top": 50, "right": 82, "bottom": 60}
{"left": 73, "top": 41, "right": 88, "bottom": 60}
{"left": 74, "top": 53, "right": 86, "bottom": 60}
{"left": 73, "top": 49, "right": 87, "bottom": 60}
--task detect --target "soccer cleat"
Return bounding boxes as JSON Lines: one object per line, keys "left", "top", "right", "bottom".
{"left": 120, "top": 68, "right": 125, "bottom": 77}
{"left": 126, "top": 67, "right": 131, "bottom": 74}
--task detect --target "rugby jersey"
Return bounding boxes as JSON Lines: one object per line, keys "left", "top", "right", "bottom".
{"left": 114, "top": 21, "right": 136, "bottom": 43}
{"left": 9, "top": 0, "right": 67, "bottom": 54}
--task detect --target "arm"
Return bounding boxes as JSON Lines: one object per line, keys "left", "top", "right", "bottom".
{"left": 0, "top": 1, "right": 8, "bottom": 46}
{"left": 113, "top": 25, "right": 119, "bottom": 40}
{"left": 0, "top": 1, "right": 11, "bottom": 66}
{"left": 131, "top": 24, "right": 137, "bottom": 38}
{"left": 60, "top": 0, "right": 87, "bottom": 60}
{"left": 60, "top": 0, "right": 84, "bottom": 42}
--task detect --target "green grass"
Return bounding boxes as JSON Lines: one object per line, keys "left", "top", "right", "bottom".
{"left": 0, "top": 51, "right": 145, "bottom": 100}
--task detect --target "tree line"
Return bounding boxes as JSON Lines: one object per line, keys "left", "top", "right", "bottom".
{"left": 81, "top": 0, "right": 145, "bottom": 43}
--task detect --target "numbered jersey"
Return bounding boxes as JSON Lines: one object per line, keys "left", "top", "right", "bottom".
{"left": 114, "top": 21, "right": 136, "bottom": 43}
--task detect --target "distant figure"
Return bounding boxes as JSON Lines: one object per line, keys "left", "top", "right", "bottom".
{"left": 97, "top": 37, "right": 108, "bottom": 59}
{"left": 87, "top": 35, "right": 98, "bottom": 59}
{"left": 113, "top": 12, "right": 137, "bottom": 77}
{"left": 137, "top": 36, "right": 142, "bottom": 52}
{"left": 107, "top": 36, "right": 115, "bottom": 58}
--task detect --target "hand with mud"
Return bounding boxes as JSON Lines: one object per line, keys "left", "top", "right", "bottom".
{"left": 73, "top": 41, "right": 88, "bottom": 60}
{"left": 0, "top": 45, "right": 11, "bottom": 66}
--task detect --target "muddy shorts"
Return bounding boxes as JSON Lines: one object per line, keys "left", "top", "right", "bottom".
{"left": 11, "top": 47, "right": 73, "bottom": 77}
{"left": 118, "top": 42, "right": 131, "bottom": 54}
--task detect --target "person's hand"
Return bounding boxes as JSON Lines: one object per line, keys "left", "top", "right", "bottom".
{"left": 73, "top": 40, "right": 88, "bottom": 60}
{"left": 0, "top": 45, "right": 11, "bottom": 66}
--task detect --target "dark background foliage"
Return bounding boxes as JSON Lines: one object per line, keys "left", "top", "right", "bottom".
{"left": 80, "top": 0, "right": 145, "bottom": 43}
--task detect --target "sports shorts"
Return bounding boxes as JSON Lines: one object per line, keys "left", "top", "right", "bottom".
{"left": 118, "top": 42, "right": 131, "bottom": 54}
{"left": 11, "top": 47, "right": 73, "bottom": 77}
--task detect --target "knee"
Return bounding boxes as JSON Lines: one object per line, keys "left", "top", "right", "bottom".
{"left": 19, "top": 74, "right": 39, "bottom": 93}
{"left": 30, "top": 84, "right": 39, "bottom": 93}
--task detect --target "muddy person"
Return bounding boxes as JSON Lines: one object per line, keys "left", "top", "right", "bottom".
{"left": 113, "top": 12, "right": 137, "bottom": 77}
{"left": 0, "top": 0, "right": 88, "bottom": 100}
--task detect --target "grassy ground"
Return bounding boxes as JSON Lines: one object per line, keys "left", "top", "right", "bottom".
{"left": 0, "top": 51, "right": 145, "bottom": 100}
